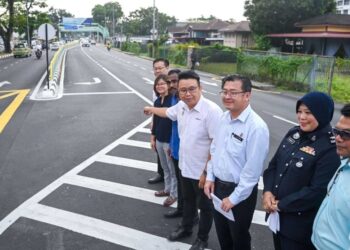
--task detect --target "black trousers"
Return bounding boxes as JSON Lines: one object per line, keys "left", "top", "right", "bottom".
{"left": 157, "top": 155, "right": 164, "bottom": 177}
{"left": 273, "top": 233, "right": 316, "bottom": 250}
{"left": 213, "top": 178, "right": 257, "bottom": 250}
{"left": 171, "top": 158, "right": 183, "bottom": 211}
{"left": 181, "top": 176, "right": 213, "bottom": 241}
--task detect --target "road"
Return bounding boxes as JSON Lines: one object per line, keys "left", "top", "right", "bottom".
{"left": 0, "top": 44, "right": 341, "bottom": 250}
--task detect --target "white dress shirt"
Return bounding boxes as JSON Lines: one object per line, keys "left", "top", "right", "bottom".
{"left": 166, "top": 96, "right": 223, "bottom": 180}
{"left": 207, "top": 105, "right": 269, "bottom": 205}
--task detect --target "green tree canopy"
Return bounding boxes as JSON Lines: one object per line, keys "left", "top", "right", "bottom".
{"left": 244, "top": 0, "right": 336, "bottom": 35}
{"left": 91, "top": 1, "right": 123, "bottom": 35}
{"left": 124, "top": 7, "right": 176, "bottom": 37}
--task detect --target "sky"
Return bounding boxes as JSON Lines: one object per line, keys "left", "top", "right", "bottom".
{"left": 45, "top": 0, "right": 247, "bottom": 22}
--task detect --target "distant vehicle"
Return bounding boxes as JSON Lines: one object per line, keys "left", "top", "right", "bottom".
{"left": 81, "top": 39, "right": 90, "bottom": 47}
{"left": 90, "top": 39, "right": 96, "bottom": 45}
{"left": 50, "top": 42, "right": 60, "bottom": 51}
{"left": 13, "top": 43, "right": 32, "bottom": 58}
{"left": 41, "top": 43, "right": 49, "bottom": 50}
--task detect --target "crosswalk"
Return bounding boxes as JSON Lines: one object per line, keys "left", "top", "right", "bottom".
{"left": 0, "top": 117, "right": 268, "bottom": 249}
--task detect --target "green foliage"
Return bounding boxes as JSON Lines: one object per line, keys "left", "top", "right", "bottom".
{"left": 198, "top": 44, "right": 238, "bottom": 63}
{"left": 244, "top": 0, "right": 336, "bottom": 35}
{"left": 91, "top": 2, "right": 123, "bottom": 35}
{"left": 237, "top": 52, "right": 312, "bottom": 90}
{"left": 331, "top": 75, "right": 350, "bottom": 103}
{"left": 122, "top": 41, "right": 141, "bottom": 55}
{"left": 253, "top": 35, "right": 271, "bottom": 51}
{"left": 335, "top": 58, "right": 350, "bottom": 74}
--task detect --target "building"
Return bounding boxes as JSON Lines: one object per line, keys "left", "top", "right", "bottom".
{"left": 336, "top": 0, "right": 350, "bottom": 14}
{"left": 219, "top": 21, "right": 255, "bottom": 48}
{"left": 268, "top": 13, "right": 350, "bottom": 57}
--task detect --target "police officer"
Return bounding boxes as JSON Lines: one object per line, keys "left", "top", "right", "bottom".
{"left": 262, "top": 91, "right": 340, "bottom": 250}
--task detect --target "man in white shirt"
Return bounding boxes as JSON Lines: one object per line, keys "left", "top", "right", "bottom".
{"left": 144, "top": 71, "right": 222, "bottom": 250}
{"left": 204, "top": 75, "right": 269, "bottom": 250}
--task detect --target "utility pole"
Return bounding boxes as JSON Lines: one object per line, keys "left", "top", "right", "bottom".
{"left": 152, "top": 0, "right": 156, "bottom": 58}
{"left": 25, "top": 0, "right": 30, "bottom": 46}
{"left": 112, "top": 4, "right": 115, "bottom": 38}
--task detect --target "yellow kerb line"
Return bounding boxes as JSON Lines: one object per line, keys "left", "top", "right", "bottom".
{"left": 0, "top": 89, "right": 30, "bottom": 133}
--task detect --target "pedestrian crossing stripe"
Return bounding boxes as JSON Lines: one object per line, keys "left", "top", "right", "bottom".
{"left": 0, "top": 89, "right": 30, "bottom": 133}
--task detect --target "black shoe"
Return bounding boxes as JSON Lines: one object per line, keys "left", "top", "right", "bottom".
{"left": 189, "top": 238, "right": 208, "bottom": 250}
{"left": 148, "top": 174, "right": 164, "bottom": 184}
{"left": 167, "top": 227, "right": 192, "bottom": 241}
{"left": 164, "top": 210, "right": 183, "bottom": 218}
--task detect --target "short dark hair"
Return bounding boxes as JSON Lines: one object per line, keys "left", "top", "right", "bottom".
{"left": 168, "top": 69, "right": 181, "bottom": 75}
{"left": 341, "top": 103, "right": 350, "bottom": 118}
{"left": 153, "top": 58, "right": 169, "bottom": 67}
{"left": 221, "top": 74, "right": 252, "bottom": 92}
{"left": 178, "top": 70, "right": 200, "bottom": 86}
{"left": 153, "top": 74, "right": 169, "bottom": 97}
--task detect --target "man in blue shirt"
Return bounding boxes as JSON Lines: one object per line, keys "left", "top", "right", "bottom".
{"left": 312, "top": 103, "right": 350, "bottom": 250}
{"left": 204, "top": 74, "right": 269, "bottom": 250}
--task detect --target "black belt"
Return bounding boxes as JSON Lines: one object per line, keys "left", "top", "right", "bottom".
{"left": 215, "top": 177, "right": 237, "bottom": 188}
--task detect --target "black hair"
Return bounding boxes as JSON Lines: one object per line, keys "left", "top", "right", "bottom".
{"left": 341, "top": 103, "right": 350, "bottom": 118}
{"left": 153, "top": 58, "right": 169, "bottom": 67}
{"left": 153, "top": 74, "right": 169, "bottom": 97}
{"left": 221, "top": 74, "right": 252, "bottom": 92}
{"left": 178, "top": 70, "right": 200, "bottom": 86}
{"left": 168, "top": 69, "right": 181, "bottom": 75}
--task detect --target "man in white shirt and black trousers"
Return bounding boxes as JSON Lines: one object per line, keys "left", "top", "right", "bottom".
{"left": 144, "top": 71, "right": 223, "bottom": 250}
{"left": 204, "top": 74, "right": 269, "bottom": 250}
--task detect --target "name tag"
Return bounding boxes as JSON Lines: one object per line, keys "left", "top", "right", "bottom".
{"left": 232, "top": 132, "right": 243, "bottom": 142}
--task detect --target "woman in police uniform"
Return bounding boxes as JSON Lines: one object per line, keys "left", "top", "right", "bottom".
{"left": 262, "top": 92, "right": 340, "bottom": 250}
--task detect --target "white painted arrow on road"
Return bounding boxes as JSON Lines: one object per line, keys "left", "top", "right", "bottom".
{"left": 142, "top": 77, "right": 153, "bottom": 85}
{"left": 0, "top": 81, "right": 11, "bottom": 88}
{"left": 74, "top": 77, "right": 101, "bottom": 85}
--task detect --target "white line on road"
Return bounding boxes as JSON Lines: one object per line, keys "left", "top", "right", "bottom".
{"left": 202, "top": 90, "right": 217, "bottom": 96}
{"left": 273, "top": 115, "right": 298, "bottom": 126}
{"left": 201, "top": 80, "right": 217, "bottom": 86}
{"left": 120, "top": 139, "right": 150, "bottom": 149}
{"left": 138, "top": 127, "right": 151, "bottom": 134}
{"left": 64, "top": 174, "right": 176, "bottom": 207}
{"left": 140, "top": 67, "right": 146, "bottom": 71}
{"left": 97, "top": 155, "right": 157, "bottom": 172}
{"left": 142, "top": 77, "right": 153, "bottom": 85}
{"left": 74, "top": 77, "right": 101, "bottom": 85}
{"left": 23, "top": 203, "right": 190, "bottom": 250}
{"left": 0, "top": 81, "right": 11, "bottom": 87}
{"left": 63, "top": 91, "right": 133, "bottom": 96}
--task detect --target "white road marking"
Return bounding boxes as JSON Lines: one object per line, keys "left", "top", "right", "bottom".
{"left": 97, "top": 155, "right": 157, "bottom": 172}
{"left": 140, "top": 67, "right": 146, "bottom": 71}
{"left": 63, "top": 91, "right": 133, "bottom": 96}
{"left": 138, "top": 127, "right": 151, "bottom": 134}
{"left": 142, "top": 77, "right": 153, "bottom": 85}
{"left": 273, "top": 115, "right": 298, "bottom": 126}
{"left": 201, "top": 80, "right": 217, "bottom": 86}
{"left": 0, "top": 81, "right": 11, "bottom": 87}
{"left": 202, "top": 90, "right": 217, "bottom": 96}
{"left": 74, "top": 77, "right": 101, "bottom": 85}
{"left": 120, "top": 139, "right": 150, "bottom": 149}
{"left": 64, "top": 174, "right": 176, "bottom": 207}
{"left": 23, "top": 203, "right": 189, "bottom": 250}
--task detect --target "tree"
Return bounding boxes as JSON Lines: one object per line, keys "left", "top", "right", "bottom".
{"left": 47, "top": 7, "right": 74, "bottom": 37}
{"left": 187, "top": 15, "right": 217, "bottom": 22}
{"left": 125, "top": 7, "right": 176, "bottom": 37}
{"left": 91, "top": 1, "right": 123, "bottom": 35}
{"left": 0, "top": 0, "right": 15, "bottom": 53}
{"left": 244, "top": 0, "right": 336, "bottom": 35}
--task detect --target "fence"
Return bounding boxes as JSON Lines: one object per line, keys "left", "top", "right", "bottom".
{"left": 237, "top": 50, "right": 335, "bottom": 94}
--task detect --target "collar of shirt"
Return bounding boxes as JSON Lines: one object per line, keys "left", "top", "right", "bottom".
{"left": 183, "top": 95, "right": 204, "bottom": 113}
{"left": 225, "top": 104, "right": 252, "bottom": 123}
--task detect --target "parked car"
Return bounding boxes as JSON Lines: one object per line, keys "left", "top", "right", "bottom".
{"left": 50, "top": 42, "right": 60, "bottom": 51}
{"left": 90, "top": 39, "right": 96, "bottom": 45}
{"left": 13, "top": 43, "right": 31, "bottom": 58}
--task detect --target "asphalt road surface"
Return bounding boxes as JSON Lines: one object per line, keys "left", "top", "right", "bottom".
{"left": 0, "top": 44, "right": 341, "bottom": 250}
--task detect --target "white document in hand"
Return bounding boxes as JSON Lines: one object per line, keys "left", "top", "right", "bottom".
{"left": 211, "top": 193, "right": 235, "bottom": 221}
{"left": 267, "top": 212, "right": 280, "bottom": 233}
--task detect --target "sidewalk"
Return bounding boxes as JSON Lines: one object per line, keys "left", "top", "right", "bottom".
{"left": 0, "top": 53, "right": 13, "bottom": 59}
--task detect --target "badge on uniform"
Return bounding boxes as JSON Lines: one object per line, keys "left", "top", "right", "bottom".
{"left": 293, "top": 132, "right": 300, "bottom": 140}
{"left": 300, "top": 146, "right": 316, "bottom": 156}
{"left": 287, "top": 137, "right": 295, "bottom": 144}
{"left": 231, "top": 132, "right": 243, "bottom": 142}
{"left": 296, "top": 161, "right": 303, "bottom": 168}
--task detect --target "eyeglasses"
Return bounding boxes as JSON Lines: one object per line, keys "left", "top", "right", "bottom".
{"left": 179, "top": 86, "right": 198, "bottom": 95}
{"left": 333, "top": 127, "right": 350, "bottom": 141}
{"left": 219, "top": 90, "right": 245, "bottom": 97}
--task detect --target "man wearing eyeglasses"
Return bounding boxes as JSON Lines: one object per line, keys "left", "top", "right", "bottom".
{"left": 144, "top": 71, "right": 222, "bottom": 250}
{"left": 204, "top": 75, "right": 269, "bottom": 250}
{"left": 312, "top": 103, "right": 350, "bottom": 250}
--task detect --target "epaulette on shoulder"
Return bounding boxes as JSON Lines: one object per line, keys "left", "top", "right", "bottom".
{"left": 328, "top": 130, "right": 336, "bottom": 144}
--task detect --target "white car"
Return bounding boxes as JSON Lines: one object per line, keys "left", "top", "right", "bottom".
{"left": 51, "top": 42, "right": 60, "bottom": 51}
{"left": 81, "top": 39, "right": 90, "bottom": 47}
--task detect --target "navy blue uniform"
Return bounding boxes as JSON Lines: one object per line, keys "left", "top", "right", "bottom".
{"left": 263, "top": 125, "right": 340, "bottom": 249}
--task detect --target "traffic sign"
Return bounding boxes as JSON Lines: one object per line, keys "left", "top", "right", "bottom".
{"left": 37, "top": 23, "right": 56, "bottom": 40}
